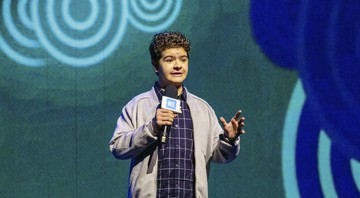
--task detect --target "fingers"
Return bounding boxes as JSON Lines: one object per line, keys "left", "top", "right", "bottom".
{"left": 156, "top": 109, "right": 177, "bottom": 126}
{"left": 234, "top": 110, "right": 246, "bottom": 123}
{"left": 229, "top": 110, "right": 246, "bottom": 135}
{"left": 236, "top": 116, "right": 245, "bottom": 133}
{"left": 233, "top": 110, "right": 245, "bottom": 127}
{"left": 219, "top": 117, "right": 227, "bottom": 126}
{"left": 237, "top": 117, "right": 245, "bottom": 127}
{"left": 239, "top": 129, "right": 246, "bottom": 135}
{"left": 234, "top": 110, "right": 242, "bottom": 121}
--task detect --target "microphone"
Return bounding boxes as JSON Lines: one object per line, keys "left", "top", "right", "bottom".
{"left": 160, "top": 85, "right": 181, "bottom": 143}
{"left": 161, "top": 85, "right": 181, "bottom": 113}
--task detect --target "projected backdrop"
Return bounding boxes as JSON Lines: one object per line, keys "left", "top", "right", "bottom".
{"left": 0, "top": 0, "right": 183, "bottom": 67}
{"left": 1, "top": 0, "right": 359, "bottom": 197}
{"left": 251, "top": 0, "right": 360, "bottom": 197}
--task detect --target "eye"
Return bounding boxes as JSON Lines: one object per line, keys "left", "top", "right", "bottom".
{"left": 181, "top": 57, "right": 188, "bottom": 62}
{"left": 164, "top": 58, "right": 174, "bottom": 62}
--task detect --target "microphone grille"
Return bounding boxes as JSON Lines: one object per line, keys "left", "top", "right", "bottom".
{"left": 164, "top": 85, "right": 178, "bottom": 99}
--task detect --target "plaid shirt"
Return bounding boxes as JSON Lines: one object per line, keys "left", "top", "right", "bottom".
{"left": 154, "top": 83, "right": 195, "bottom": 198}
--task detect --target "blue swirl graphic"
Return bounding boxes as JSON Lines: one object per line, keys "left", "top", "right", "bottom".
{"left": 128, "top": 0, "right": 183, "bottom": 33}
{"left": 45, "top": 0, "right": 114, "bottom": 49}
{"left": 18, "top": 0, "right": 34, "bottom": 30}
{"left": 251, "top": 0, "right": 360, "bottom": 197}
{"left": 0, "top": 0, "right": 183, "bottom": 67}
{"left": 0, "top": 0, "right": 45, "bottom": 67}
{"left": 282, "top": 80, "right": 360, "bottom": 197}
{"left": 297, "top": 0, "right": 360, "bottom": 160}
{"left": 62, "top": 0, "right": 98, "bottom": 31}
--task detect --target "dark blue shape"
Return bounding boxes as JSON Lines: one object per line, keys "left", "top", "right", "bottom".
{"left": 331, "top": 144, "right": 360, "bottom": 197}
{"left": 250, "top": 1, "right": 300, "bottom": 69}
{"left": 296, "top": 101, "right": 323, "bottom": 198}
{"left": 251, "top": 0, "right": 360, "bottom": 159}
{"left": 250, "top": 0, "right": 360, "bottom": 196}
{"left": 297, "top": 0, "right": 360, "bottom": 160}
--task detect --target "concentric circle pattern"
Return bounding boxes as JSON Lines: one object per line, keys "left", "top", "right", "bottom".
{"left": 0, "top": 0, "right": 45, "bottom": 67}
{"left": 0, "top": 0, "right": 183, "bottom": 67}
{"left": 128, "top": 0, "right": 183, "bottom": 33}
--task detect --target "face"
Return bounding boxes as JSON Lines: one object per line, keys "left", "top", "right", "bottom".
{"left": 155, "top": 47, "right": 189, "bottom": 90}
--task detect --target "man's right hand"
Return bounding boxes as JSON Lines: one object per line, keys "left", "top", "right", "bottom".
{"left": 152, "top": 108, "right": 177, "bottom": 133}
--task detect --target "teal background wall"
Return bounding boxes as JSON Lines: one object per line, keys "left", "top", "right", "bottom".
{"left": 1, "top": 0, "right": 358, "bottom": 197}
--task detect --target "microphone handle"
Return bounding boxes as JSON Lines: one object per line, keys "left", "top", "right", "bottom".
{"left": 161, "top": 125, "right": 168, "bottom": 143}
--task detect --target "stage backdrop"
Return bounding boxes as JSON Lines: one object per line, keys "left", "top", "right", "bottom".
{"left": 1, "top": 0, "right": 359, "bottom": 197}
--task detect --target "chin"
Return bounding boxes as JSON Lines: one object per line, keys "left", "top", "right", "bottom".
{"left": 172, "top": 78, "right": 186, "bottom": 84}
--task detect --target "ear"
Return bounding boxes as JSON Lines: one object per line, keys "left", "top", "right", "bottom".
{"left": 153, "top": 65, "right": 159, "bottom": 75}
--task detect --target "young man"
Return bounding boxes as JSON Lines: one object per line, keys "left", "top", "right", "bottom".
{"left": 109, "top": 31, "right": 245, "bottom": 198}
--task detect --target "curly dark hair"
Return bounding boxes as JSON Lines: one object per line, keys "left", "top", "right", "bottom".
{"left": 149, "top": 31, "right": 191, "bottom": 67}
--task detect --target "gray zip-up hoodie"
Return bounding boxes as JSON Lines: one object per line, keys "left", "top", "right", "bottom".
{"left": 109, "top": 86, "right": 240, "bottom": 198}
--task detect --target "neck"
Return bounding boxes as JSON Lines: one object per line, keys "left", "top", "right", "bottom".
{"left": 177, "top": 85, "right": 183, "bottom": 96}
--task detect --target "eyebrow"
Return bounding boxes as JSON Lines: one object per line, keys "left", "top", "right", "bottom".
{"left": 163, "top": 55, "right": 188, "bottom": 59}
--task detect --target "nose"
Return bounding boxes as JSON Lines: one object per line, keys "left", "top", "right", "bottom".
{"left": 174, "top": 60, "right": 182, "bottom": 69}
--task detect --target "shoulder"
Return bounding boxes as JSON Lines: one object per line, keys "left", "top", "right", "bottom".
{"left": 186, "top": 89, "right": 215, "bottom": 112}
{"left": 125, "top": 88, "right": 158, "bottom": 108}
{"left": 187, "top": 92, "right": 208, "bottom": 105}
{"left": 132, "top": 90, "right": 153, "bottom": 101}
{"left": 186, "top": 89, "right": 219, "bottom": 126}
